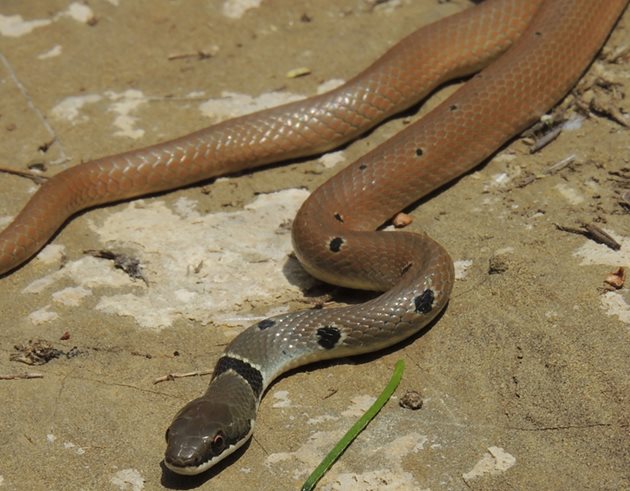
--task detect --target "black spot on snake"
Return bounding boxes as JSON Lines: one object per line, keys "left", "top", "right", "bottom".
{"left": 415, "top": 147, "right": 424, "bottom": 157}
{"left": 214, "top": 356, "right": 263, "bottom": 398}
{"left": 334, "top": 212, "right": 344, "bottom": 223}
{"left": 414, "top": 289, "right": 435, "bottom": 314}
{"left": 329, "top": 237, "right": 344, "bottom": 252}
{"left": 257, "top": 318, "right": 276, "bottom": 330}
{"left": 401, "top": 262, "right": 413, "bottom": 276}
{"left": 316, "top": 326, "right": 341, "bottom": 349}
{"left": 449, "top": 104, "right": 459, "bottom": 112}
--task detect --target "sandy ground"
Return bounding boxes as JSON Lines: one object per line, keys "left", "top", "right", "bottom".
{"left": 1, "top": 1, "right": 629, "bottom": 490}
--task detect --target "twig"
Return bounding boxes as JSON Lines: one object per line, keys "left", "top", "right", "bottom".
{"left": 0, "top": 372, "right": 44, "bottom": 380}
{"left": 554, "top": 222, "right": 621, "bottom": 250}
{"left": 529, "top": 125, "right": 563, "bottom": 153}
{"left": 167, "top": 50, "right": 214, "bottom": 61}
{"left": 0, "top": 166, "right": 48, "bottom": 185}
{"left": 543, "top": 155, "right": 576, "bottom": 175}
{"left": 153, "top": 370, "right": 213, "bottom": 385}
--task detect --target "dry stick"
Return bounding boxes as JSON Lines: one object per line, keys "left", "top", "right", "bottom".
{"left": 153, "top": 370, "right": 213, "bottom": 385}
{"left": 0, "top": 166, "right": 48, "bottom": 185}
{"left": 543, "top": 155, "right": 576, "bottom": 175}
{"left": 0, "top": 372, "right": 44, "bottom": 380}
{"left": 554, "top": 222, "right": 621, "bottom": 250}
{"left": 529, "top": 125, "right": 563, "bottom": 153}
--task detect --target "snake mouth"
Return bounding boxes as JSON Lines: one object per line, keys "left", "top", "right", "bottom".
{"left": 164, "top": 436, "right": 247, "bottom": 476}
{"left": 164, "top": 457, "right": 214, "bottom": 476}
{"left": 164, "top": 454, "right": 218, "bottom": 476}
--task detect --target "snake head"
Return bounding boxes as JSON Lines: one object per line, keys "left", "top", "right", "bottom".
{"left": 164, "top": 373, "right": 257, "bottom": 475}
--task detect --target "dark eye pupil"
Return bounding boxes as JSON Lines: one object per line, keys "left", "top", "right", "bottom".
{"left": 212, "top": 434, "right": 225, "bottom": 452}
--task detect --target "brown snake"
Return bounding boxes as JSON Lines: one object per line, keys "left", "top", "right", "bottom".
{"left": 0, "top": 0, "right": 627, "bottom": 476}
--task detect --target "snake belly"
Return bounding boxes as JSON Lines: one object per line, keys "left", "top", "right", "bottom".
{"left": 0, "top": 0, "right": 626, "bottom": 478}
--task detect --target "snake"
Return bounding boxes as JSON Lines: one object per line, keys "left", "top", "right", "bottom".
{"left": 0, "top": 0, "right": 626, "bottom": 477}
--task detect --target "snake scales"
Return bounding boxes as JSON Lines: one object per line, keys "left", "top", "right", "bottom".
{"left": 0, "top": 0, "right": 626, "bottom": 476}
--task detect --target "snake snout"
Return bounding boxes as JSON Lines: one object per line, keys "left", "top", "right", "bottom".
{"left": 164, "top": 435, "right": 208, "bottom": 468}
{"left": 164, "top": 396, "right": 239, "bottom": 475}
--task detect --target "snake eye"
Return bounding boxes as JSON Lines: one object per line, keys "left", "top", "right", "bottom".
{"left": 211, "top": 432, "right": 227, "bottom": 454}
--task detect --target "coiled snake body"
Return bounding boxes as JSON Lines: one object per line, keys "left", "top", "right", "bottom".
{"left": 0, "top": 0, "right": 626, "bottom": 476}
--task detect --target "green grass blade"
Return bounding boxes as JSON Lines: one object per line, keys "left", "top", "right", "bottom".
{"left": 301, "top": 359, "right": 406, "bottom": 491}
